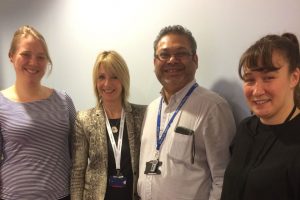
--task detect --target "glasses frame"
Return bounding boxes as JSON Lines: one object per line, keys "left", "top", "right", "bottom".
{"left": 155, "top": 51, "right": 194, "bottom": 62}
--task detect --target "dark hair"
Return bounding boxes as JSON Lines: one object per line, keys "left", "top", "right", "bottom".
{"left": 238, "top": 32, "right": 300, "bottom": 107}
{"left": 153, "top": 25, "right": 197, "bottom": 56}
{"left": 282, "top": 33, "right": 299, "bottom": 51}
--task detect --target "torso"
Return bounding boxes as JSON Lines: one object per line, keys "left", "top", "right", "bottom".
{"left": 0, "top": 90, "right": 76, "bottom": 200}
{"left": 222, "top": 113, "right": 300, "bottom": 200}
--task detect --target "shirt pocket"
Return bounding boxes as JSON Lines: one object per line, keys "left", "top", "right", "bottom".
{"left": 168, "top": 110, "right": 197, "bottom": 164}
{"left": 168, "top": 127, "right": 195, "bottom": 164}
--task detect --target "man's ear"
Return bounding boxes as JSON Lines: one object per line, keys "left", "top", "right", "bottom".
{"left": 153, "top": 57, "right": 158, "bottom": 70}
{"left": 193, "top": 53, "right": 198, "bottom": 69}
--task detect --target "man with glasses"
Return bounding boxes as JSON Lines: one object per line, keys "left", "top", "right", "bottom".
{"left": 137, "top": 25, "right": 236, "bottom": 200}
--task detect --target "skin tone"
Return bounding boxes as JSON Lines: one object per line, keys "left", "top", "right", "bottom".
{"left": 154, "top": 33, "right": 198, "bottom": 103}
{"left": 97, "top": 64, "right": 123, "bottom": 119}
{"left": 243, "top": 51, "right": 300, "bottom": 125}
{"left": 2, "top": 35, "right": 52, "bottom": 102}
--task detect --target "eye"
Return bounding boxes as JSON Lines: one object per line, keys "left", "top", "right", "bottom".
{"left": 98, "top": 75, "right": 105, "bottom": 80}
{"left": 243, "top": 77, "right": 255, "bottom": 85}
{"left": 263, "top": 76, "right": 275, "bottom": 82}
{"left": 111, "top": 76, "right": 118, "bottom": 80}
{"left": 37, "top": 55, "right": 46, "bottom": 61}
{"left": 20, "top": 52, "right": 31, "bottom": 58}
{"left": 175, "top": 52, "right": 190, "bottom": 58}
{"left": 158, "top": 52, "right": 170, "bottom": 60}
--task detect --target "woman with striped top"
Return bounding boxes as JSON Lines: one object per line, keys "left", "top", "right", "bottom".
{"left": 0, "top": 25, "right": 76, "bottom": 200}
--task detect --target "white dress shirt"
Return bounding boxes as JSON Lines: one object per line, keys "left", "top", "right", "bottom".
{"left": 138, "top": 80, "right": 236, "bottom": 200}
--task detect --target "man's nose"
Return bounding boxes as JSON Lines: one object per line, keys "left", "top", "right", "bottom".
{"left": 167, "top": 55, "right": 180, "bottom": 64}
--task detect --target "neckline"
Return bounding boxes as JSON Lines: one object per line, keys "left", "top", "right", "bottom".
{"left": 108, "top": 118, "right": 121, "bottom": 122}
{"left": 258, "top": 112, "right": 300, "bottom": 128}
{"left": 0, "top": 89, "right": 56, "bottom": 104}
{"left": 284, "top": 104, "right": 297, "bottom": 123}
{"left": 258, "top": 104, "right": 297, "bottom": 126}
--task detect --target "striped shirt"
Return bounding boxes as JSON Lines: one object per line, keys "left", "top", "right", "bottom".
{"left": 0, "top": 90, "right": 76, "bottom": 200}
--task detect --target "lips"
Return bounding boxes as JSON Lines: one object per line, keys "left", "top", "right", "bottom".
{"left": 253, "top": 99, "right": 270, "bottom": 105}
{"left": 102, "top": 89, "right": 115, "bottom": 94}
{"left": 25, "top": 68, "right": 39, "bottom": 74}
{"left": 164, "top": 67, "right": 183, "bottom": 74}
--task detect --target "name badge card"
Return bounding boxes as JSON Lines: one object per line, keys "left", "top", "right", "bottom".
{"left": 109, "top": 174, "right": 127, "bottom": 188}
{"left": 144, "top": 159, "right": 162, "bottom": 175}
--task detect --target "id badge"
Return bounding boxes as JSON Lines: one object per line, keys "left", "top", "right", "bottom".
{"left": 109, "top": 175, "right": 127, "bottom": 188}
{"left": 144, "top": 159, "right": 162, "bottom": 175}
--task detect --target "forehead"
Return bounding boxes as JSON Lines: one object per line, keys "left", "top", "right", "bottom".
{"left": 242, "top": 51, "right": 289, "bottom": 75}
{"left": 271, "top": 50, "right": 289, "bottom": 68}
{"left": 242, "top": 66, "right": 283, "bottom": 79}
{"left": 98, "top": 64, "right": 114, "bottom": 75}
{"left": 17, "top": 35, "right": 45, "bottom": 52}
{"left": 156, "top": 34, "right": 191, "bottom": 51}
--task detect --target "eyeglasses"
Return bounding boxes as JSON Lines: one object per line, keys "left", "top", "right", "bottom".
{"left": 155, "top": 51, "right": 193, "bottom": 62}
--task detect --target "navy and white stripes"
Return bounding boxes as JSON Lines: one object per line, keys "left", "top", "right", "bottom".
{"left": 0, "top": 90, "right": 76, "bottom": 200}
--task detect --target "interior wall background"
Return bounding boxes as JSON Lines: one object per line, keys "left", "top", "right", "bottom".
{"left": 1, "top": 0, "right": 299, "bottom": 124}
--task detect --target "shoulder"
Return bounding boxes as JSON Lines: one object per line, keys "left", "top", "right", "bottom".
{"left": 126, "top": 103, "right": 147, "bottom": 119}
{"left": 0, "top": 90, "right": 6, "bottom": 102}
{"left": 238, "top": 115, "right": 257, "bottom": 127}
{"left": 0, "top": 86, "right": 16, "bottom": 101}
{"left": 230, "top": 115, "right": 257, "bottom": 152}
{"left": 130, "top": 103, "right": 147, "bottom": 112}
{"left": 193, "top": 85, "right": 229, "bottom": 105}
{"left": 186, "top": 86, "right": 233, "bottom": 116}
{"left": 77, "top": 107, "right": 99, "bottom": 119}
{"left": 147, "top": 96, "right": 161, "bottom": 108}
{"left": 1, "top": 86, "right": 12, "bottom": 96}
{"left": 75, "top": 107, "right": 105, "bottom": 130}
{"left": 75, "top": 107, "right": 101, "bottom": 126}
{"left": 235, "top": 115, "right": 258, "bottom": 137}
{"left": 52, "top": 89, "right": 76, "bottom": 111}
{"left": 52, "top": 89, "right": 73, "bottom": 102}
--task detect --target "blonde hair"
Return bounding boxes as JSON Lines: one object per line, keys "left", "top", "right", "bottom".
{"left": 92, "top": 50, "right": 130, "bottom": 106}
{"left": 9, "top": 25, "right": 53, "bottom": 73}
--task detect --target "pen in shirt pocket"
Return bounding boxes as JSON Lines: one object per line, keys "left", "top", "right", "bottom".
{"left": 175, "top": 126, "right": 195, "bottom": 164}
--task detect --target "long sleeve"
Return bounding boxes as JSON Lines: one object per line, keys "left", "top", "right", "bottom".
{"left": 200, "top": 101, "right": 236, "bottom": 200}
{"left": 70, "top": 112, "right": 89, "bottom": 200}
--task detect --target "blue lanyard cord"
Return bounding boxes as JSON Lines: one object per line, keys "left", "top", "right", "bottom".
{"left": 156, "top": 83, "right": 198, "bottom": 151}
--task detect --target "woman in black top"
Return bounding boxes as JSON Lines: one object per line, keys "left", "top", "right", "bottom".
{"left": 221, "top": 33, "right": 300, "bottom": 200}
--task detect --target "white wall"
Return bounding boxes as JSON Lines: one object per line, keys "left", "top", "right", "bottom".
{"left": 1, "top": 0, "right": 300, "bottom": 124}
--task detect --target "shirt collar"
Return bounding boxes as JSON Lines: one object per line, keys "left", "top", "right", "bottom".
{"left": 160, "top": 79, "right": 197, "bottom": 105}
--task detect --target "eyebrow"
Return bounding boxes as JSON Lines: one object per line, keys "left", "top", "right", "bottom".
{"left": 158, "top": 47, "right": 189, "bottom": 52}
{"left": 20, "top": 50, "right": 46, "bottom": 55}
{"left": 243, "top": 68, "right": 280, "bottom": 77}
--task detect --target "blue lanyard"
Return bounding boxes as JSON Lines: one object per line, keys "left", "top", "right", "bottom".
{"left": 156, "top": 83, "right": 198, "bottom": 151}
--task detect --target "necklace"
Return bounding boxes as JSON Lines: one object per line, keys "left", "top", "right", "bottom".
{"left": 109, "top": 119, "right": 121, "bottom": 134}
{"left": 111, "top": 126, "right": 118, "bottom": 134}
{"left": 284, "top": 104, "right": 296, "bottom": 123}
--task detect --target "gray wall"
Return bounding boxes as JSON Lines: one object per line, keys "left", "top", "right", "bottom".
{"left": 1, "top": 0, "right": 300, "bottom": 124}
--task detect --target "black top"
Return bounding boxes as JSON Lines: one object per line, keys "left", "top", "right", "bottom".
{"left": 221, "top": 113, "right": 300, "bottom": 200}
{"left": 104, "top": 119, "right": 133, "bottom": 200}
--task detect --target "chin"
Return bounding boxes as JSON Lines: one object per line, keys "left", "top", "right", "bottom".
{"left": 164, "top": 77, "right": 184, "bottom": 85}
{"left": 253, "top": 110, "right": 271, "bottom": 119}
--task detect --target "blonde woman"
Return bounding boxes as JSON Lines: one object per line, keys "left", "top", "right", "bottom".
{"left": 71, "top": 51, "right": 146, "bottom": 200}
{"left": 0, "top": 25, "right": 76, "bottom": 200}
